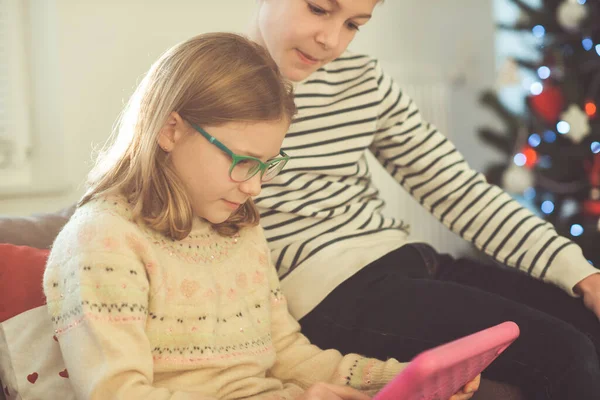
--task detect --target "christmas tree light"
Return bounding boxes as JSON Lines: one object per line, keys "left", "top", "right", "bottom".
{"left": 479, "top": 0, "right": 600, "bottom": 265}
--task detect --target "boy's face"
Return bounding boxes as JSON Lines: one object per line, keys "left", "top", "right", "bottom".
{"left": 252, "top": 0, "right": 378, "bottom": 82}
{"left": 168, "top": 118, "right": 288, "bottom": 224}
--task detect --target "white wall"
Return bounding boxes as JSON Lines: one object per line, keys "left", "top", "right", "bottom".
{"left": 0, "top": 0, "right": 498, "bottom": 257}
{"left": 350, "top": 0, "right": 498, "bottom": 255}
{"left": 0, "top": 0, "right": 256, "bottom": 214}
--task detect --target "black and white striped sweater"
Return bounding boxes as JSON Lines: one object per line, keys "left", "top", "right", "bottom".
{"left": 255, "top": 52, "right": 597, "bottom": 319}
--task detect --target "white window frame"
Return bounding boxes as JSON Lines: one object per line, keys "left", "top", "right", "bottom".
{"left": 0, "top": 0, "right": 33, "bottom": 190}
{"left": 0, "top": 0, "right": 69, "bottom": 198}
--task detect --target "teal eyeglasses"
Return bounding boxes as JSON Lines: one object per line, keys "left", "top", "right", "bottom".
{"left": 189, "top": 122, "right": 290, "bottom": 182}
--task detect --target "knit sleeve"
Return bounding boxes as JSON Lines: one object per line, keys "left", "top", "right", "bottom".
{"left": 368, "top": 61, "right": 598, "bottom": 296}
{"left": 260, "top": 238, "right": 406, "bottom": 397}
{"left": 43, "top": 211, "right": 216, "bottom": 400}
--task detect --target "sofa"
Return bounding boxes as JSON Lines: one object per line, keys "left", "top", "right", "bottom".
{"left": 0, "top": 206, "right": 525, "bottom": 400}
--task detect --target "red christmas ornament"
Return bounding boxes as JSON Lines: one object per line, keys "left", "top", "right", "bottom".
{"left": 529, "top": 84, "right": 565, "bottom": 124}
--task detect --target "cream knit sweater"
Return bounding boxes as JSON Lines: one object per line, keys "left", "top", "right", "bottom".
{"left": 43, "top": 196, "right": 405, "bottom": 399}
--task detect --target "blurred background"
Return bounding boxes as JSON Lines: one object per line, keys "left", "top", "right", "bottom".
{"left": 1, "top": 0, "right": 598, "bottom": 262}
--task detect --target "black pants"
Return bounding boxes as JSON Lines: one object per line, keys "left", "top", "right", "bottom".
{"left": 299, "top": 244, "right": 600, "bottom": 399}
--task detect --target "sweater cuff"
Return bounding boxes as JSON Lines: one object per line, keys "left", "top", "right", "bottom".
{"left": 543, "top": 244, "right": 600, "bottom": 297}
{"left": 346, "top": 357, "right": 407, "bottom": 396}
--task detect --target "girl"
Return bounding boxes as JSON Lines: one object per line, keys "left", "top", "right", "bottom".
{"left": 42, "top": 33, "right": 479, "bottom": 399}
{"left": 247, "top": 0, "right": 600, "bottom": 398}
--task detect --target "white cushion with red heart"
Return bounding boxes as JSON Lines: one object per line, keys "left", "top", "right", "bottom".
{"left": 0, "top": 244, "right": 74, "bottom": 399}
{"left": 0, "top": 306, "right": 74, "bottom": 399}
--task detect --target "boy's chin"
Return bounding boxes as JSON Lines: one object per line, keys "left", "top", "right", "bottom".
{"left": 282, "top": 64, "right": 315, "bottom": 82}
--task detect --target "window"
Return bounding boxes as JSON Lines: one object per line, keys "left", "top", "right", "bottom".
{"left": 0, "top": 0, "right": 33, "bottom": 191}
{"left": 0, "top": 1, "right": 69, "bottom": 199}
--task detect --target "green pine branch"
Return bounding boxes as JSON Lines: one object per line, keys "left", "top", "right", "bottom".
{"left": 514, "top": 58, "right": 538, "bottom": 72}
{"left": 510, "top": 0, "right": 543, "bottom": 21}
{"left": 479, "top": 90, "right": 520, "bottom": 133}
{"left": 483, "top": 163, "right": 510, "bottom": 186}
{"left": 478, "top": 128, "right": 514, "bottom": 155}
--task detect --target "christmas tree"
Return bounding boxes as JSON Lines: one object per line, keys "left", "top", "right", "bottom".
{"left": 479, "top": 0, "right": 600, "bottom": 265}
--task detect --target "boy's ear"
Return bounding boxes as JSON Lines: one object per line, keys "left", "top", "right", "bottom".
{"left": 158, "top": 112, "right": 187, "bottom": 152}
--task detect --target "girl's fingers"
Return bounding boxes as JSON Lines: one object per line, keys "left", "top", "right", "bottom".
{"left": 448, "top": 393, "right": 475, "bottom": 400}
{"left": 448, "top": 374, "right": 481, "bottom": 400}
{"left": 466, "top": 374, "right": 481, "bottom": 392}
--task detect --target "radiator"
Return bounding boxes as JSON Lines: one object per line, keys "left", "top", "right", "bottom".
{"left": 367, "top": 80, "right": 471, "bottom": 257}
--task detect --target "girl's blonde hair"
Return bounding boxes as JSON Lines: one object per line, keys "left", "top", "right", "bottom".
{"left": 80, "top": 32, "right": 296, "bottom": 239}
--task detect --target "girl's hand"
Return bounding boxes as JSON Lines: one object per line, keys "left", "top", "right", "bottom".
{"left": 297, "top": 383, "right": 371, "bottom": 400}
{"left": 448, "top": 374, "right": 481, "bottom": 400}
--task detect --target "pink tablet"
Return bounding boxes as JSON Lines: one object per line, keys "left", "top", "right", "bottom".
{"left": 373, "top": 321, "right": 520, "bottom": 400}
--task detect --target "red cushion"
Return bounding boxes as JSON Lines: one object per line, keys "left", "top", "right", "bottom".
{"left": 0, "top": 244, "right": 49, "bottom": 323}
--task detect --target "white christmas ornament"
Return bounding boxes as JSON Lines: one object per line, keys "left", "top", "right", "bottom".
{"left": 502, "top": 164, "right": 534, "bottom": 194}
{"left": 560, "top": 104, "right": 590, "bottom": 143}
{"left": 560, "top": 198, "right": 579, "bottom": 218}
{"left": 557, "top": 0, "right": 588, "bottom": 32}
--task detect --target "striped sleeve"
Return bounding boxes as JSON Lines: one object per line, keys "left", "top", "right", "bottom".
{"left": 368, "top": 61, "right": 598, "bottom": 295}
